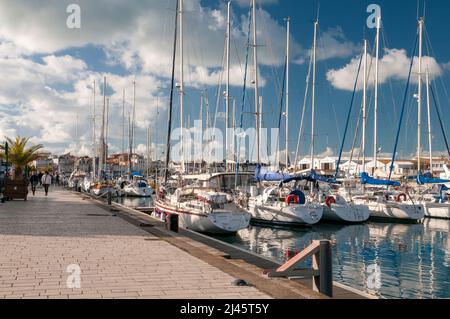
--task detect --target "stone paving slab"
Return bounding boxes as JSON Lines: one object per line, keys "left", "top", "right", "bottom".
{"left": 0, "top": 189, "right": 270, "bottom": 299}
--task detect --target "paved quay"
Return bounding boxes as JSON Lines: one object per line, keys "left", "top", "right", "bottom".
{"left": 0, "top": 188, "right": 271, "bottom": 299}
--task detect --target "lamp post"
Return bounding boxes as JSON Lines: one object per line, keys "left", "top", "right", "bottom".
{"left": 5, "top": 142, "right": 9, "bottom": 178}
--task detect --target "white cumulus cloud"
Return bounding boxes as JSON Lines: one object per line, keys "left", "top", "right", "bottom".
{"left": 327, "top": 48, "right": 444, "bottom": 91}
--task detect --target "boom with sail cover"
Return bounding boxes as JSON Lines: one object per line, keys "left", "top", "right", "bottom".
{"left": 255, "top": 165, "right": 293, "bottom": 182}
{"left": 309, "top": 170, "right": 339, "bottom": 184}
{"left": 280, "top": 170, "right": 339, "bottom": 185}
{"left": 416, "top": 173, "right": 450, "bottom": 186}
{"left": 255, "top": 164, "right": 339, "bottom": 186}
{"left": 360, "top": 172, "right": 401, "bottom": 187}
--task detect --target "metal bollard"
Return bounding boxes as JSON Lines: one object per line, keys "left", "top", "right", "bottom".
{"left": 107, "top": 190, "right": 112, "bottom": 205}
{"left": 313, "top": 240, "right": 333, "bottom": 297}
{"left": 165, "top": 214, "right": 179, "bottom": 233}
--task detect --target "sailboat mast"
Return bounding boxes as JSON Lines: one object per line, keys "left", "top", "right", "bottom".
{"left": 362, "top": 39, "right": 368, "bottom": 174}
{"left": 233, "top": 97, "right": 236, "bottom": 170}
{"left": 164, "top": 0, "right": 179, "bottom": 184}
{"left": 105, "top": 97, "right": 110, "bottom": 173}
{"left": 132, "top": 80, "right": 136, "bottom": 157}
{"left": 200, "top": 92, "right": 204, "bottom": 173}
{"left": 147, "top": 127, "right": 151, "bottom": 177}
{"left": 128, "top": 113, "right": 133, "bottom": 178}
{"left": 179, "top": 0, "right": 185, "bottom": 174}
{"left": 225, "top": 1, "right": 231, "bottom": 171}
{"left": 92, "top": 80, "right": 96, "bottom": 181}
{"left": 310, "top": 20, "right": 318, "bottom": 170}
{"left": 122, "top": 89, "right": 125, "bottom": 176}
{"left": 373, "top": 16, "right": 381, "bottom": 170}
{"left": 417, "top": 18, "right": 424, "bottom": 173}
{"left": 285, "top": 17, "right": 290, "bottom": 169}
{"left": 252, "top": 0, "right": 260, "bottom": 164}
{"left": 426, "top": 69, "right": 433, "bottom": 174}
{"left": 98, "top": 76, "right": 106, "bottom": 179}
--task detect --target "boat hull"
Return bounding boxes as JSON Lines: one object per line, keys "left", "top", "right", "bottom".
{"left": 423, "top": 202, "right": 450, "bottom": 219}
{"left": 322, "top": 203, "right": 370, "bottom": 223}
{"left": 92, "top": 187, "right": 120, "bottom": 198}
{"left": 354, "top": 200, "right": 424, "bottom": 222}
{"left": 154, "top": 200, "right": 251, "bottom": 235}
{"left": 123, "top": 187, "right": 153, "bottom": 198}
{"left": 248, "top": 202, "right": 323, "bottom": 226}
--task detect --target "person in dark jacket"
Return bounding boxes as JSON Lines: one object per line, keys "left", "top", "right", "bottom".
{"left": 30, "top": 172, "right": 40, "bottom": 196}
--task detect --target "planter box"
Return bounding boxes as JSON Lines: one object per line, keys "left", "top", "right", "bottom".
{"left": 4, "top": 179, "right": 29, "bottom": 201}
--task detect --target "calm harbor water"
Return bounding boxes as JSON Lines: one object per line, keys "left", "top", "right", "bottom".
{"left": 214, "top": 220, "right": 450, "bottom": 299}
{"left": 115, "top": 196, "right": 449, "bottom": 299}
{"left": 113, "top": 196, "right": 154, "bottom": 208}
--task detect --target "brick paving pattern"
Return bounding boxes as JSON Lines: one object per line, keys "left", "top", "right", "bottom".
{"left": 0, "top": 189, "right": 270, "bottom": 299}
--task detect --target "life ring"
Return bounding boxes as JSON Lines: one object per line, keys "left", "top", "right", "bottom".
{"left": 286, "top": 194, "right": 300, "bottom": 206}
{"left": 325, "top": 196, "right": 337, "bottom": 208}
{"left": 396, "top": 193, "right": 407, "bottom": 202}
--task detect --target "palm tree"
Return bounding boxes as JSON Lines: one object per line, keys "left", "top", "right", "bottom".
{"left": 5, "top": 137, "right": 43, "bottom": 179}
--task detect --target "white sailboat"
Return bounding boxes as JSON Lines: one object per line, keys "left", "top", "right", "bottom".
{"left": 414, "top": 24, "right": 450, "bottom": 219}
{"left": 343, "top": 16, "right": 423, "bottom": 222}
{"left": 122, "top": 177, "right": 153, "bottom": 197}
{"left": 245, "top": 185, "right": 323, "bottom": 226}
{"left": 155, "top": 0, "right": 251, "bottom": 235}
{"left": 234, "top": 4, "right": 321, "bottom": 227}
{"left": 155, "top": 173, "right": 252, "bottom": 234}
{"left": 308, "top": 20, "right": 370, "bottom": 224}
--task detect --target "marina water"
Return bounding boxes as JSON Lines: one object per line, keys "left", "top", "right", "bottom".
{"left": 215, "top": 221, "right": 449, "bottom": 299}
{"left": 116, "top": 197, "right": 449, "bottom": 299}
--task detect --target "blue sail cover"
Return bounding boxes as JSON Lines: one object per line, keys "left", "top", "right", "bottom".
{"left": 416, "top": 173, "right": 450, "bottom": 186}
{"left": 309, "top": 170, "right": 339, "bottom": 184}
{"left": 281, "top": 170, "right": 339, "bottom": 185}
{"left": 255, "top": 165, "right": 339, "bottom": 185}
{"left": 280, "top": 175, "right": 309, "bottom": 185}
{"left": 360, "top": 172, "right": 401, "bottom": 187}
{"left": 255, "top": 165, "right": 294, "bottom": 182}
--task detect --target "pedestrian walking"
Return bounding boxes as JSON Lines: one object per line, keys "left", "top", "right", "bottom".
{"left": 38, "top": 172, "right": 43, "bottom": 186}
{"left": 56, "top": 173, "right": 60, "bottom": 186}
{"left": 41, "top": 171, "right": 52, "bottom": 196}
{"left": 29, "top": 172, "right": 39, "bottom": 196}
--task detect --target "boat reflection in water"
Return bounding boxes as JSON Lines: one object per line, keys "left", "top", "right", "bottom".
{"left": 215, "top": 221, "right": 450, "bottom": 299}
{"left": 114, "top": 196, "right": 154, "bottom": 209}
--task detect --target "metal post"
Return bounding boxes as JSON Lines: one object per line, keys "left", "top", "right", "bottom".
{"left": 313, "top": 240, "right": 333, "bottom": 297}
{"left": 319, "top": 240, "right": 333, "bottom": 297}
{"left": 107, "top": 190, "right": 112, "bottom": 205}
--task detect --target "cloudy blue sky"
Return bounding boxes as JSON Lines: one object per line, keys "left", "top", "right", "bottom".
{"left": 0, "top": 0, "right": 449, "bottom": 162}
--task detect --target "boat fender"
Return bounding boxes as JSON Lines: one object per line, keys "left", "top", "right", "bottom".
{"left": 396, "top": 193, "right": 407, "bottom": 203}
{"left": 289, "top": 190, "right": 306, "bottom": 205}
{"left": 285, "top": 195, "right": 300, "bottom": 206}
{"left": 325, "top": 196, "right": 337, "bottom": 208}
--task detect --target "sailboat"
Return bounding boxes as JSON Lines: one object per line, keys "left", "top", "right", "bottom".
{"left": 336, "top": 16, "right": 423, "bottom": 222}
{"left": 121, "top": 176, "right": 154, "bottom": 197}
{"left": 154, "top": 0, "right": 251, "bottom": 235}
{"left": 402, "top": 18, "right": 450, "bottom": 220}
{"left": 91, "top": 77, "right": 117, "bottom": 197}
{"left": 307, "top": 20, "right": 370, "bottom": 224}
